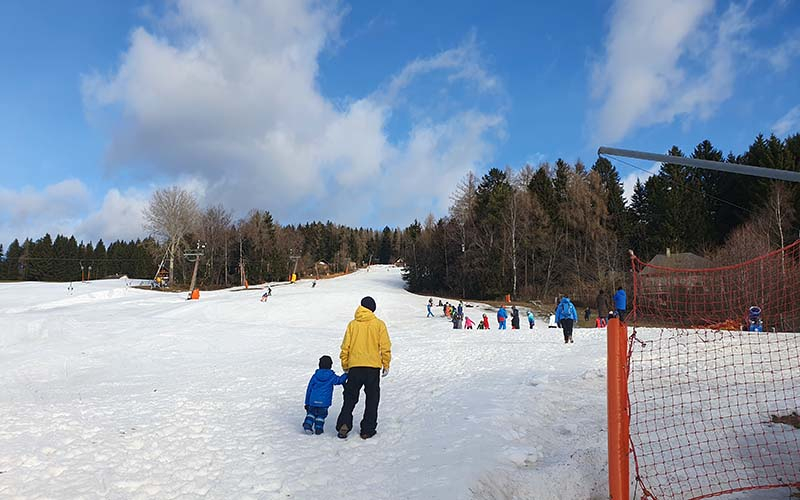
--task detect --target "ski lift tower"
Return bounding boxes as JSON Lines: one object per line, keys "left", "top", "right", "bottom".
{"left": 184, "top": 241, "right": 206, "bottom": 299}
{"left": 289, "top": 250, "right": 301, "bottom": 283}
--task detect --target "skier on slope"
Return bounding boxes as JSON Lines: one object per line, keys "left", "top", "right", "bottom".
{"left": 303, "top": 355, "right": 347, "bottom": 435}
{"left": 336, "top": 297, "right": 392, "bottom": 440}
{"left": 527, "top": 310, "right": 535, "bottom": 329}
{"left": 426, "top": 300, "right": 434, "bottom": 318}
{"left": 555, "top": 295, "right": 578, "bottom": 344}
{"left": 497, "top": 305, "right": 508, "bottom": 330}
{"left": 510, "top": 305, "right": 520, "bottom": 329}
{"left": 481, "top": 313, "right": 490, "bottom": 330}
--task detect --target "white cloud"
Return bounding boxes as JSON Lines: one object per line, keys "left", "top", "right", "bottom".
{"left": 0, "top": 181, "right": 151, "bottom": 247}
{"left": 590, "top": 0, "right": 755, "bottom": 144}
{"left": 82, "top": 0, "right": 503, "bottom": 227}
{"left": 74, "top": 188, "right": 150, "bottom": 243}
{"left": 772, "top": 105, "right": 800, "bottom": 137}
{"left": 0, "top": 180, "right": 92, "bottom": 246}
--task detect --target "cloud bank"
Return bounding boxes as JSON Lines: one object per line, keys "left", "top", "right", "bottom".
{"left": 82, "top": 0, "right": 504, "bottom": 228}
{"left": 588, "top": 0, "right": 800, "bottom": 145}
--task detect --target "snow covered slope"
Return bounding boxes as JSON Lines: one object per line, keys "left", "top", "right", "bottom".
{"left": 2, "top": 268, "right": 611, "bottom": 498}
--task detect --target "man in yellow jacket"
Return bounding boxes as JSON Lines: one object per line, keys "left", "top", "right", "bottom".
{"left": 336, "top": 296, "right": 392, "bottom": 440}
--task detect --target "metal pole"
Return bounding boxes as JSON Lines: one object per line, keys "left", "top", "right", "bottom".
{"left": 598, "top": 146, "right": 800, "bottom": 183}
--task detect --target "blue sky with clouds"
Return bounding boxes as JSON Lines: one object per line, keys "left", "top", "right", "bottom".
{"left": 1, "top": 0, "right": 799, "bottom": 246}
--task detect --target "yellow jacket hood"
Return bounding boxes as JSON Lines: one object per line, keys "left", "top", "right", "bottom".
{"left": 340, "top": 306, "right": 392, "bottom": 371}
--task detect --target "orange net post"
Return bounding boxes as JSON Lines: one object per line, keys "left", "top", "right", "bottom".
{"left": 626, "top": 242, "right": 800, "bottom": 499}
{"left": 607, "top": 318, "right": 630, "bottom": 500}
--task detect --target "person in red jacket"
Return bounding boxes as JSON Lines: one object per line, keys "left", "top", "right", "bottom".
{"left": 482, "top": 313, "right": 490, "bottom": 329}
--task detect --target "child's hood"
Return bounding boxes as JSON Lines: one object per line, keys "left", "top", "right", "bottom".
{"left": 312, "top": 368, "right": 340, "bottom": 383}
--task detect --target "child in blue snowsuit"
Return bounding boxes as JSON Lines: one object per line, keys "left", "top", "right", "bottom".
{"left": 303, "top": 355, "right": 348, "bottom": 435}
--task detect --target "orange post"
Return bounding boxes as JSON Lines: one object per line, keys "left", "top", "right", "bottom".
{"left": 505, "top": 294, "right": 511, "bottom": 303}
{"left": 607, "top": 318, "right": 629, "bottom": 499}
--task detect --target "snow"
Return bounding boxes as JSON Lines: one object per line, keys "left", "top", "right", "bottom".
{"left": 0, "top": 267, "right": 794, "bottom": 499}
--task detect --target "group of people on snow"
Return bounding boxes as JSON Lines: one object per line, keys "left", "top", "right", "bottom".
{"left": 428, "top": 299, "right": 536, "bottom": 331}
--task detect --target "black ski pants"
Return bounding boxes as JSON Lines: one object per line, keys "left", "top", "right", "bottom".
{"left": 561, "top": 318, "right": 574, "bottom": 342}
{"left": 336, "top": 367, "right": 381, "bottom": 434}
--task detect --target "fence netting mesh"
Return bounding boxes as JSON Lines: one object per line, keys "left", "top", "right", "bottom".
{"left": 628, "top": 243, "right": 800, "bottom": 499}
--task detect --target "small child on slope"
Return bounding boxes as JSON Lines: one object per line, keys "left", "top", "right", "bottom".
{"left": 303, "top": 355, "right": 348, "bottom": 435}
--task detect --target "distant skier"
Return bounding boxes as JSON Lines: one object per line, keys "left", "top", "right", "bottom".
{"left": 336, "top": 297, "right": 392, "bottom": 440}
{"left": 584, "top": 307, "right": 591, "bottom": 321}
{"left": 426, "top": 301, "right": 434, "bottom": 318}
{"left": 613, "top": 287, "right": 627, "bottom": 322}
{"left": 497, "top": 305, "right": 508, "bottom": 330}
{"left": 260, "top": 292, "right": 269, "bottom": 302}
{"left": 312, "top": 279, "right": 317, "bottom": 288}
{"left": 452, "top": 313, "right": 462, "bottom": 329}
{"left": 482, "top": 313, "right": 490, "bottom": 330}
{"left": 527, "top": 310, "right": 535, "bottom": 329}
{"left": 457, "top": 301, "right": 464, "bottom": 318}
{"left": 267, "top": 286, "right": 273, "bottom": 296}
{"left": 303, "top": 355, "right": 347, "bottom": 435}
{"left": 465, "top": 316, "right": 475, "bottom": 329}
{"left": 555, "top": 295, "right": 578, "bottom": 344}
{"left": 510, "top": 306, "right": 520, "bottom": 329}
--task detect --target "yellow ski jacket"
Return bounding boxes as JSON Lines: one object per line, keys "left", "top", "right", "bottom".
{"left": 340, "top": 306, "right": 392, "bottom": 371}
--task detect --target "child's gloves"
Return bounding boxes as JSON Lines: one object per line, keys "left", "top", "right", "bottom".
{"left": 381, "top": 367, "right": 389, "bottom": 378}
{"left": 304, "top": 405, "right": 309, "bottom": 411}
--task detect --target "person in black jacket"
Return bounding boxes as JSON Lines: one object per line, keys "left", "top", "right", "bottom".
{"left": 596, "top": 290, "right": 608, "bottom": 322}
{"left": 511, "top": 306, "right": 520, "bottom": 329}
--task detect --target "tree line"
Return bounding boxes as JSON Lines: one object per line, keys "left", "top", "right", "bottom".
{"left": 2, "top": 131, "right": 798, "bottom": 300}
{"left": 0, "top": 200, "right": 407, "bottom": 286}
{"left": 402, "top": 132, "right": 800, "bottom": 305}
{"left": 0, "top": 236, "right": 157, "bottom": 282}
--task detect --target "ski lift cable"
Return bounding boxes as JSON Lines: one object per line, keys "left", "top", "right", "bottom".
{"left": 602, "top": 153, "right": 756, "bottom": 217}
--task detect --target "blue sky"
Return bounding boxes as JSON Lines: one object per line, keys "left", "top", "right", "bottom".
{"left": 1, "top": 0, "right": 799, "bottom": 246}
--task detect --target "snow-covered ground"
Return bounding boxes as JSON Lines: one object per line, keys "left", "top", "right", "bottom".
{"left": 0, "top": 266, "right": 795, "bottom": 499}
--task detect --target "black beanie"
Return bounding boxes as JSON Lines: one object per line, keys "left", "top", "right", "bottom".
{"left": 361, "top": 296, "right": 376, "bottom": 312}
{"left": 319, "top": 355, "right": 333, "bottom": 369}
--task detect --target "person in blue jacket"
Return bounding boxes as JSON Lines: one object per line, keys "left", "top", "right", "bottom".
{"left": 497, "top": 305, "right": 508, "bottom": 330}
{"left": 427, "top": 298, "right": 434, "bottom": 318}
{"left": 303, "top": 355, "right": 348, "bottom": 435}
{"left": 613, "top": 286, "right": 627, "bottom": 322}
{"left": 555, "top": 295, "right": 578, "bottom": 344}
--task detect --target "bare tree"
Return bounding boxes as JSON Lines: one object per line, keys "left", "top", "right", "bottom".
{"left": 143, "top": 186, "right": 199, "bottom": 285}
{"left": 200, "top": 204, "right": 232, "bottom": 284}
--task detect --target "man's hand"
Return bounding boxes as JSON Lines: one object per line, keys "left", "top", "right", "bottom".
{"left": 382, "top": 367, "right": 389, "bottom": 378}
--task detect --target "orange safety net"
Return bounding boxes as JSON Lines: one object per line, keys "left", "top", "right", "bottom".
{"left": 626, "top": 242, "right": 800, "bottom": 499}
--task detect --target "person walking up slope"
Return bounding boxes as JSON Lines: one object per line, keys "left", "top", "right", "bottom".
{"left": 555, "top": 295, "right": 578, "bottom": 344}
{"left": 303, "top": 356, "right": 348, "bottom": 435}
{"left": 336, "top": 296, "right": 392, "bottom": 440}
{"left": 527, "top": 310, "right": 535, "bottom": 329}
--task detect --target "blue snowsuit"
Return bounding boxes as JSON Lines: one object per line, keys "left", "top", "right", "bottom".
{"left": 613, "top": 289, "right": 627, "bottom": 321}
{"left": 304, "top": 369, "right": 347, "bottom": 434}
{"left": 427, "top": 304, "right": 434, "bottom": 317}
{"left": 497, "top": 307, "right": 508, "bottom": 330}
